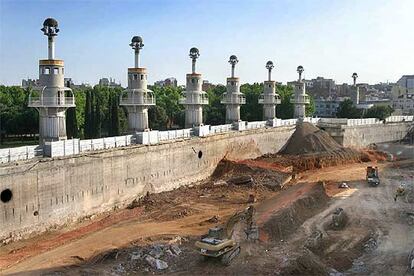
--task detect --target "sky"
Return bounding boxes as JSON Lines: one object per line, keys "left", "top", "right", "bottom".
{"left": 0, "top": 0, "right": 413, "bottom": 86}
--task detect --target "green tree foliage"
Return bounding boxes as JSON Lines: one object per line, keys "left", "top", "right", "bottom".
{"left": 306, "top": 95, "right": 315, "bottom": 117}
{"left": 66, "top": 107, "right": 78, "bottom": 138}
{"left": 276, "top": 85, "right": 294, "bottom": 119}
{"left": 0, "top": 86, "right": 38, "bottom": 144}
{"left": 204, "top": 85, "right": 226, "bottom": 125}
{"left": 0, "top": 83, "right": 319, "bottom": 146}
{"left": 150, "top": 86, "right": 184, "bottom": 129}
{"left": 241, "top": 83, "right": 263, "bottom": 121}
{"left": 336, "top": 99, "right": 362, "bottom": 118}
{"left": 364, "top": 105, "right": 394, "bottom": 120}
{"left": 84, "top": 89, "right": 93, "bottom": 138}
{"left": 108, "top": 93, "right": 120, "bottom": 136}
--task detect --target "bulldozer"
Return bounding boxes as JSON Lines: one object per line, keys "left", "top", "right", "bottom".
{"left": 366, "top": 166, "right": 380, "bottom": 187}
{"left": 195, "top": 206, "right": 258, "bottom": 265}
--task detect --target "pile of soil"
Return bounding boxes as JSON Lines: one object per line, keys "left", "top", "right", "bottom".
{"left": 260, "top": 182, "right": 329, "bottom": 242}
{"left": 279, "top": 122, "right": 343, "bottom": 155}
{"left": 212, "top": 159, "right": 291, "bottom": 190}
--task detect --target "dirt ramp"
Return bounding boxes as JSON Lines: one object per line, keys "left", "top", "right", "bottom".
{"left": 279, "top": 122, "right": 342, "bottom": 155}
{"left": 259, "top": 182, "right": 329, "bottom": 242}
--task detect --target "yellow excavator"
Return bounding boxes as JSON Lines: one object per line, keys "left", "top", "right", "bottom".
{"left": 195, "top": 206, "right": 258, "bottom": 265}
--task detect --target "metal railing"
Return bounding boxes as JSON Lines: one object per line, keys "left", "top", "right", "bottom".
{"left": 220, "top": 94, "right": 246, "bottom": 104}
{"left": 259, "top": 94, "right": 281, "bottom": 104}
{"left": 179, "top": 94, "right": 209, "bottom": 105}
{"left": 119, "top": 94, "right": 156, "bottom": 106}
{"left": 290, "top": 94, "right": 310, "bottom": 104}
{"left": 28, "top": 96, "right": 75, "bottom": 107}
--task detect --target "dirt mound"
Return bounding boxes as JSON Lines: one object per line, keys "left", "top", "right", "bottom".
{"left": 260, "top": 182, "right": 329, "bottom": 242}
{"left": 212, "top": 159, "right": 291, "bottom": 190}
{"left": 279, "top": 122, "right": 343, "bottom": 155}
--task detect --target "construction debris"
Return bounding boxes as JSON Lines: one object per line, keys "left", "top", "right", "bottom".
{"left": 145, "top": 255, "right": 168, "bottom": 270}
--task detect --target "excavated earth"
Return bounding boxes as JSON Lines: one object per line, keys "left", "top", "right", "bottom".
{"left": 0, "top": 138, "right": 413, "bottom": 275}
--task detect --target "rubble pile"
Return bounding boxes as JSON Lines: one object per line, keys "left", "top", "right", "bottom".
{"left": 109, "top": 243, "right": 183, "bottom": 274}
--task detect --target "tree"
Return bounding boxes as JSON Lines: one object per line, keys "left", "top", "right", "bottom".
{"left": 66, "top": 107, "right": 78, "bottom": 138}
{"left": 149, "top": 105, "right": 168, "bottom": 130}
{"left": 336, "top": 99, "right": 362, "bottom": 118}
{"left": 84, "top": 90, "right": 93, "bottom": 138}
{"left": 108, "top": 94, "right": 120, "bottom": 136}
{"left": 204, "top": 85, "right": 226, "bottom": 125}
{"left": 276, "top": 85, "right": 294, "bottom": 119}
{"left": 94, "top": 93, "right": 102, "bottom": 138}
{"left": 241, "top": 83, "right": 263, "bottom": 121}
{"left": 150, "top": 86, "right": 184, "bottom": 129}
{"left": 364, "top": 105, "right": 393, "bottom": 120}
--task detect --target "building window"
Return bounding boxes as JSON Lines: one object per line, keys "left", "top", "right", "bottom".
{"left": 62, "top": 68, "right": 64, "bottom": 74}
{"left": 53, "top": 68, "right": 59, "bottom": 75}
{"left": 133, "top": 74, "right": 138, "bottom": 80}
{"left": 45, "top": 67, "right": 50, "bottom": 74}
{"left": 192, "top": 78, "right": 195, "bottom": 84}
{"left": 140, "top": 74, "right": 144, "bottom": 80}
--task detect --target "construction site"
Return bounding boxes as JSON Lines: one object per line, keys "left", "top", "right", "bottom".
{"left": 1, "top": 123, "right": 413, "bottom": 275}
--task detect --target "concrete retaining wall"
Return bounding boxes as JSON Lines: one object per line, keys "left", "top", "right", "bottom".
{"left": 322, "top": 122, "right": 412, "bottom": 148}
{"left": 0, "top": 126, "right": 295, "bottom": 241}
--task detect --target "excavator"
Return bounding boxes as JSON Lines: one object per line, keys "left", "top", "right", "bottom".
{"left": 366, "top": 166, "right": 380, "bottom": 187}
{"left": 195, "top": 206, "right": 258, "bottom": 265}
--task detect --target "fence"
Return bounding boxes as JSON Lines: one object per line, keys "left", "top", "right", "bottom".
{"left": 44, "top": 135, "right": 135, "bottom": 158}
{"left": 210, "top": 124, "right": 233, "bottom": 134}
{"left": 0, "top": 145, "right": 43, "bottom": 163}
{"left": 246, "top": 121, "right": 267, "bottom": 130}
{"left": 157, "top": 129, "right": 192, "bottom": 142}
{"left": 385, "top": 115, "right": 414, "bottom": 123}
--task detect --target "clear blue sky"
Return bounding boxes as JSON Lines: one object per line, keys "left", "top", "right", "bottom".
{"left": 0, "top": 0, "right": 413, "bottom": 86}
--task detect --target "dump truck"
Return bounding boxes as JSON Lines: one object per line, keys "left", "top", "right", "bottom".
{"left": 195, "top": 206, "right": 258, "bottom": 265}
{"left": 366, "top": 166, "right": 380, "bottom": 186}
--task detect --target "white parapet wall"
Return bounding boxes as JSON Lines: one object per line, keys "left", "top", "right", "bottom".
{"left": 385, "top": 115, "right": 413, "bottom": 123}
{"left": 0, "top": 145, "right": 43, "bottom": 163}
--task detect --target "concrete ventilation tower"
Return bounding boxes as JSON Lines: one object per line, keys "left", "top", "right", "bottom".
{"left": 259, "top": 61, "right": 281, "bottom": 125}
{"left": 29, "top": 18, "right": 75, "bottom": 146}
{"left": 120, "top": 36, "right": 155, "bottom": 134}
{"left": 221, "top": 55, "right": 246, "bottom": 130}
{"left": 352, "top": 72, "right": 359, "bottom": 105}
{"left": 180, "top": 47, "right": 209, "bottom": 128}
{"left": 291, "top": 65, "right": 310, "bottom": 120}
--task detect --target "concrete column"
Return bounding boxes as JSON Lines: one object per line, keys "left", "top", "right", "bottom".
{"left": 48, "top": 37, "right": 55, "bottom": 60}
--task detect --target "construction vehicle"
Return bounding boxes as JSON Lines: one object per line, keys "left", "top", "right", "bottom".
{"left": 409, "top": 248, "right": 414, "bottom": 274}
{"left": 195, "top": 206, "right": 258, "bottom": 265}
{"left": 366, "top": 166, "right": 380, "bottom": 187}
